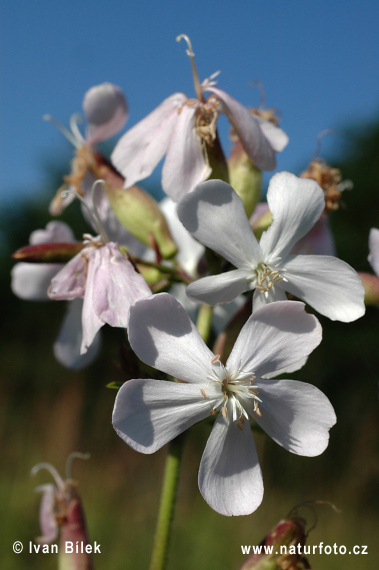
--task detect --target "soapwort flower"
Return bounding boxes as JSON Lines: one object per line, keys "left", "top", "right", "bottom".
{"left": 113, "top": 293, "right": 336, "bottom": 516}
{"left": 111, "top": 35, "right": 288, "bottom": 201}
{"left": 48, "top": 185, "right": 151, "bottom": 354}
{"left": 177, "top": 172, "right": 365, "bottom": 322}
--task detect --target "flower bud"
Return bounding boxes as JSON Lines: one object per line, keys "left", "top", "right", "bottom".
{"left": 12, "top": 242, "right": 84, "bottom": 263}
{"left": 228, "top": 139, "right": 262, "bottom": 218}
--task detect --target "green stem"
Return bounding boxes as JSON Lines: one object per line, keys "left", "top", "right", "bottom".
{"left": 148, "top": 433, "right": 186, "bottom": 570}
{"left": 148, "top": 304, "right": 214, "bottom": 570}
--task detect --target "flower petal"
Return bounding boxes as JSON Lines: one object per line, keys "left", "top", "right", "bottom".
{"left": 54, "top": 299, "right": 101, "bottom": 370}
{"left": 162, "top": 104, "right": 211, "bottom": 201}
{"left": 48, "top": 253, "right": 86, "bottom": 300}
{"left": 186, "top": 269, "right": 251, "bottom": 305}
{"left": 111, "top": 93, "right": 187, "bottom": 188}
{"left": 177, "top": 179, "right": 263, "bottom": 269}
{"left": 260, "top": 172, "right": 325, "bottom": 261}
{"left": 113, "top": 379, "right": 212, "bottom": 453}
{"left": 282, "top": 254, "right": 365, "bottom": 322}
{"left": 128, "top": 293, "right": 215, "bottom": 383}
{"left": 226, "top": 301, "right": 322, "bottom": 379}
{"left": 83, "top": 83, "right": 128, "bottom": 146}
{"left": 207, "top": 86, "right": 277, "bottom": 171}
{"left": 368, "top": 228, "right": 379, "bottom": 276}
{"left": 291, "top": 213, "right": 336, "bottom": 256}
{"left": 253, "top": 114, "right": 289, "bottom": 153}
{"left": 11, "top": 263, "right": 61, "bottom": 301}
{"left": 35, "top": 484, "right": 59, "bottom": 544}
{"left": 30, "top": 221, "right": 75, "bottom": 245}
{"left": 253, "top": 379, "right": 336, "bottom": 456}
{"left": 198, "top": 413, "right": 263, "bottom": 516}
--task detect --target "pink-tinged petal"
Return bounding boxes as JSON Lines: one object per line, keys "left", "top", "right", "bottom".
{"left": 177, "top": 179, "right": 263, "bottom": 269}
{"left": 30, "top": 221, "right": 75, "bottom": 245}
{"left": 83, "top": 83, "right": 128, "bottom": 146}
{"left": 54, "top": 299, "right": 101, "bottom": 370}
{"left": 162, "top": 104, "right": 211, "bottom": 201}
{"left": 90, "top": 243, "right": 151, "bottom": 327}
{"left": 207, "top": 86, "right": 276, "bottom": 171}
{"left": 252, "top": 282, "right": 288, "bottom": 312}
{"left": 226, "top": 301, "right": 322, "bottom": 379}
{"left": 186, "top": 269, "right": 252, "bottom": 305}
{"left": 198, "top": 412, "right": 263, "bottom": 516}
{"left": 291, "top": 213, "right": 336, "bottom": 256}
{"left": 128, "top": 293, "right": 215, "bottom": 384}
{"left": 11, "top": 263, "right": 62, "bottom": 301}
{"left": 368, "top": 228, "right": 379, "bottom": 276}
{"left": 253, "top": 379, "right": 336, "bottom": 456}
{"left": 35, "top": 484, "right": 59, "bottom": 544}
{"left": 111, "top": 93, "right": 187, "bottom": 188}
{"left": 282, "top": 254, "right": 365, "bottom": 322}
{"left": 253, "top": 114, "right": 289, "bottom": 152}
{"left": 260, "top": 172, "right": 325, "bottom": 261}
{"left": 159, "top": 197, "right": 204, "bottom": 277}
{"left": 113, "top": 379, "right": 212, "bottom": 454}
{"left": 48, "top": 252, "right": 86, "bottom": 300}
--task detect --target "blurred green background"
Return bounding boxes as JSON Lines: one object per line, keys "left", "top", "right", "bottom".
{"left": 1, "top": 121, "right": 379, "bottom": 569}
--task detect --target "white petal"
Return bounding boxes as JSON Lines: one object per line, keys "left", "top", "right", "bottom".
{"left": 177, "top": 179, "right": 263, "bottom": 269}
{"left": 198, "top": 413, "right": 263, "bottom": 516}
{"left": 226, "top": 301, "right": 322, "bottom": 378}
{"left": 54, "top": 299, "right": 101, "bottom": 370}
{"left": 368, "top": 228, "right": 379, "bottom": 276}
{"left": 260, "top": 172, "right": 325, "bottom": 261}
{"left": 48, "top": 253, "right": 86, "bottom": 301}
{"left": 11, "top": 263, "right": 61, "bottom": 301}
{"left": 83, "top": 83, "right": 128, "bottom": 146}
{"left": 162, "top": 104, "right": 211, "bottom": 201}
{"left": 112, "top": 379, "right": 212, "bottom": 453}
{"left": 160, "top": 197, "right": 204, "bottom": 277}
{"left": 30, "top": 221, "right": 75, "bottom": 245}
{"left": 253, "top": 114, "right": 289, "bottom": 152}
{"left": 252, "top": 282, "right": 288, "bottom": 311}
{"left": 128, "top": 293, "right": 215, "bottom": 384}
{"left": 81, "top": 253, "right": 105, "bottom": 353}
{"left": 282, "top": 254, "right": 365, "bottom": 322}
{"left": 253, "top": 379, "right": 336, "bottom": 456}
{"left": 186, "top": 269, "right": 251, "bottom": 305}
{"left": 111, "top": 93, "right": 187, "bottom": 188}
{"left": 207, "top": 86, "right": 276, "bottom": 171}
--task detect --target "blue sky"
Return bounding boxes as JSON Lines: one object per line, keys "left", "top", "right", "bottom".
{"left": 1, "top": 0, "right": 379, "bottom": 206}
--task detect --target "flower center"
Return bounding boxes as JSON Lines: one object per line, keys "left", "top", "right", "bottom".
{"left": 201, "top": 358, "right": 262, "bottom": 430}
{"left": 254, "top": 262, "right": 284, "bottom": 296}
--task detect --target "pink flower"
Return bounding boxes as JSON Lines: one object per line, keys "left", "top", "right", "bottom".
{"left": 111, "top": 36, "right": 288, "bottom": 201}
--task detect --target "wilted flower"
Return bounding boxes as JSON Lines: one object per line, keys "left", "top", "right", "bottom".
{"left": 111, "top": 35, "right": 288, "bottom": 201}
{"left": 177, "top": 173, "right": 365, "bottom": 322}
{"left": 113, "top": 293, "right": 336, "bottom": 516}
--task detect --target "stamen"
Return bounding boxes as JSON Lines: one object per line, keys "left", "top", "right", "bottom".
{"left": 176, "top": 34, "right": 204, "bottom": 102}
{"left": 31, "top": 462, "right": 65, "bottom": 490}
{"left": 211, "top": 354, "right": 221, "bottom": 364}
{"left": 43, "top": 114, "right": 82, "bottom": 149}
{"left": 69, "top": 113, "right": 86, "bottom": 146}
{"left": 65, "top": 451, "right": 90, "bottom": 480}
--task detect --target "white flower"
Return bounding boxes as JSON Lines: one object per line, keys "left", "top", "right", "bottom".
{"left": 177, "top": 172, "right": 365, "bottom": 322}
{"left": 112, "top": 293, "right": 336, "bottom": 516}
{"left": 368, "top": 228, "right": 379, "bottom": 276}
{"left": 111, "top": 36, "right": 288, "bottom": 202}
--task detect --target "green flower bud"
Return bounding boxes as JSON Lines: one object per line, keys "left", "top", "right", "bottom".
{"left": 228, "top": 139, "right": 262, "bottom": 218}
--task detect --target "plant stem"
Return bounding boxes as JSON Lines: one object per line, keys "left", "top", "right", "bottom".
{"left": 148, "top": 432, "right": 186, "bottom": 570}
{"left": 148, "top": 304, "right": 214, "bottom": 570}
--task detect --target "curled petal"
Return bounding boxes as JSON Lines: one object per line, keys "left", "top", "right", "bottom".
{"left": 260, "top": 172, "right": 325, "bottom": 261}
{"left": 282, "top": 254, "right": 365, "bottom": 322}
{"left": 253, "top": 379, "right": 336, "bottom": 456}
{"left": 162, "top": 104, "right": 211, "bottom": 201}
{"left": 177, "top": 179, "right": 263, "bottom": 269}
{"left": 368, "top": 228, "right": 379, "bottom": 276}
{"left": 198, "top": 413, "right": 263, "bottom": 516}
{"left": 111, "top": 93, "right": 187, "bottom": 188}
{"left": 226, "top": 301, "right": 322, "bottom": 379}
{"left": 207, "top": 86, "right": 276, "bottom": 171}
{"left": 113, "top": 379, "right": 212, "bottom": 454}
{"left": 84, "top": 83, "right": 128, "bottom": 146}
{"left": 128, "top": 293, "right": 215, "bottom": 384}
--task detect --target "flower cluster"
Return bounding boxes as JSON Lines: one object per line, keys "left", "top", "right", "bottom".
{"left": 13, "top": 36, "right": 370, "bottom": 526}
